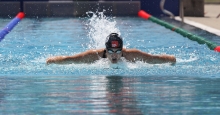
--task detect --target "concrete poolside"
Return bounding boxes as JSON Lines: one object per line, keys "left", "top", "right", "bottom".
{"left": 175, "top": 4, "right": 220, "bottom": 36}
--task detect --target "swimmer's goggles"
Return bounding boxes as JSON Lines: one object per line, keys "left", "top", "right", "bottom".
{"left": 107, "top": 49, "right": 122, "bottom": 54}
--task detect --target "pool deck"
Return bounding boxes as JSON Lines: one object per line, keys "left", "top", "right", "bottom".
{"left": 175, "top": 4, "right": 220, "bottom": 36}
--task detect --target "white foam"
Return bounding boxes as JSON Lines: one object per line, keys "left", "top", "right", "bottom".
{"left": 86, "top": 11, "right": 121, "bottom": 49}
{"left": 177, "top": 57, "right": 198, "bottom": 63}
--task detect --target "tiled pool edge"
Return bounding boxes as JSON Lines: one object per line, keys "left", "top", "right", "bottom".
{"left": 0, "top": 1, "right": 140, "bottom": 17}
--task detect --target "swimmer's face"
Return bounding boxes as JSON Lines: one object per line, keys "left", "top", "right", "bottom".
{"left": 106, "top": 48, "right": 122, "bottom": 63}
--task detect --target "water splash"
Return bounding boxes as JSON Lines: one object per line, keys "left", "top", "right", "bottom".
{"left": 177, "top": 54, "right": 198, "bottom": 63}
{"left": 85, "top": 11, "right": 121, "bottom": 49}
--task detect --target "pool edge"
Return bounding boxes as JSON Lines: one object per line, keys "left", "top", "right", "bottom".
{"left": 175, "top": 16, "right": 220, "bottom": 37}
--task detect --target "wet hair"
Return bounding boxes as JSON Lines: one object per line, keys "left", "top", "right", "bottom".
{"left": 105, "top": 33, "right": 123, "bottom": 49}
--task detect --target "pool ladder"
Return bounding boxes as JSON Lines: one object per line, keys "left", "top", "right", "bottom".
{"left": 160, "top": 0, "right": 184, "bottom": 22}
{"left": 160, "top": 0, "right": 174, "bottom": 18}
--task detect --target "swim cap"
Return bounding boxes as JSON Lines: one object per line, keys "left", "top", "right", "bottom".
{"left": 105, "top": 33, "right": 123, "bottom": 49}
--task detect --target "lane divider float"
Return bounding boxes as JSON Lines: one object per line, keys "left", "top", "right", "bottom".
{"left": 0, "top": 12, "right": 25, "bottom": 42}
{"left": 138, "top": 10, "right": 220, "bottom": 52}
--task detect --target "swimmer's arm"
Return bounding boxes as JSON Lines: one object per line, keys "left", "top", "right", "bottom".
{"left": 124, "top": 49, "right": 176, "bottom": 64}
{"left": 46, "top": 50, "right": 101, "bottom": 65}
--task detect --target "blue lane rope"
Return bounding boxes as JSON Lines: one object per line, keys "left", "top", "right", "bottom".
{"left": 0, "top": 12, "right": 25, "bottom": 42}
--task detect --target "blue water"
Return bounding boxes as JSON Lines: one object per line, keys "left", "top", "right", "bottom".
{"left": 0, "top": 15, "right": 220, "bottom": 114}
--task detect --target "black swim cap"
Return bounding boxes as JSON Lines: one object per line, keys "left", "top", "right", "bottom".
{"left": 105, "top": 33, "right": 123, "bottom": 49}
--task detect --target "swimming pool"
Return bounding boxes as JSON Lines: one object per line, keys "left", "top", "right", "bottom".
{"left": 0, "top": 12, "right": 220, "bottom": 114}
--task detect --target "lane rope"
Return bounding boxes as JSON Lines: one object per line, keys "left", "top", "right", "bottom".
{"left": 0, "top": 12, "right": 25, "bottom": 42}
{"left": 138, "top": 10, "right": 220, "bottom": 52}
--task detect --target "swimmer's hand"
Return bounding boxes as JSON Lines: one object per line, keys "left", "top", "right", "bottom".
{"left": 46, "top": 56, "right": 65, "bottom": 65}
{"left": 46, "top": 57, "right": 56, "bottom": 65}
{"left": 170, "top": 55, "right": 176, "bottom": 66}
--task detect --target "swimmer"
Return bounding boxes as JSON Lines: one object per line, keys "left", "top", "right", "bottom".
{"left": 46, "top": 33, "right": 176, "bottom": 65}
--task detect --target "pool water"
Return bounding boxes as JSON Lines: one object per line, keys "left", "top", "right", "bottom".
{"left": 0, "top": 12, "right": 220, "bottom": 114}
